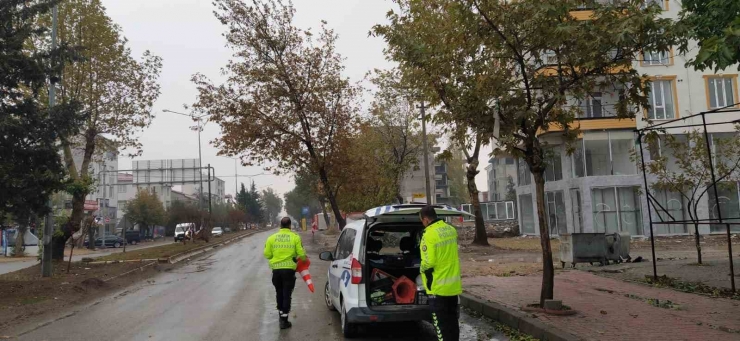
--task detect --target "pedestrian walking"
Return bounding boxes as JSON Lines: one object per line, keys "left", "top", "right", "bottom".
{"left": 264, "top": 217, "right": 306, "bottom": 329}
{"left": 419, "top": 205, "right": 462, "bottom": 341}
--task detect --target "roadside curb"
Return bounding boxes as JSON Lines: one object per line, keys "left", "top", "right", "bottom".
{"left": 167, "top": 229, "right": 261, "bottom": 264}
{"left": 82, "top": 230, "right": 263, "bottom": 265}
{"left": 460, "top": 293, "right": 582, "bottom": 341}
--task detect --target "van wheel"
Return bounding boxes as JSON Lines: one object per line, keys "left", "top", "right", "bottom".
{"left": 341, "top": 299, "right": 357, "bottom": 338}
{"left": 325, "top": 282, "right": 336, "bottom": 311}
{"left": 131, "top": 240, "right": 138, "bottom": 245}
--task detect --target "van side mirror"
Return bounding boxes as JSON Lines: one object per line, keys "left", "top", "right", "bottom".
{"left": 319, "top": 251, "right": 334, "bottom": 261}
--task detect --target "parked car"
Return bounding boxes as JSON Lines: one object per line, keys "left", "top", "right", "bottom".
{"left": 212, "top": 227, "right": 223, "bottom": 237}
{"left": 223, "top": 227, "right": 232, "bottom": 233}
{"left": 319, "top": 204, "right": 471, "bottom": 337}
{"left": 122, "top": 230, "right": 141, "bottom": 245}
{"left": 84, "top": 235, "right": 125, "bottom": 248}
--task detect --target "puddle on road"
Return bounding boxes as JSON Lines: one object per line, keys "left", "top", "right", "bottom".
{"left": 459, "top": 311, "right": 510, "bottom": 341}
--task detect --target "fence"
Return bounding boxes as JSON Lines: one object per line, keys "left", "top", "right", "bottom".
{"left": 461, "top": 201, "right": 516, "bottom": 222}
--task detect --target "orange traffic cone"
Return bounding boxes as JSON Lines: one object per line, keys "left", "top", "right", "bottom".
{"left": 296, "top": 258, "right": 314, "bottom": 293}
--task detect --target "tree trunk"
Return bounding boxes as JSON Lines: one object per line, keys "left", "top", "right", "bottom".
{"left": 694, "top": 223, "right": 702, "bottom": 264}
{"left": 319, "top": 198, "right": 332, "bottom": 230}
{"left": 533, "top": 171, "right": 554, "bottom": 307}
{"left": 467, "top": 165, "right": 489, "bottom": 246}
{"left": 317, "top": 166, "right": 346, "bottom": 229}
{"left": 87, "top": 217, "right": 96, "bottom": 250}
{"left": 14, "top": 224, "right": 27, "bottom": 257}
{"left": 52, "top": 221, "right": 73, "bottom": 260}
{"left": 60, "top": 131, "right": 96, "bottom": 256}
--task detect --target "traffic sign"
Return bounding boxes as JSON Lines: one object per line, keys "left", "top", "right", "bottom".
{"left": 105, "top": 217, "right": 110, "bottom": 223}
{"left": 301, "top": 206, "right": 309, "bottom": 216}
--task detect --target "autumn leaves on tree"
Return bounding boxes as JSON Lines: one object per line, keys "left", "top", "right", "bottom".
{"left": 35, "top": 0, "right": 162, "bottom": 259}
{"left": 375, "top": 0, "right": 676, "bottom": 307}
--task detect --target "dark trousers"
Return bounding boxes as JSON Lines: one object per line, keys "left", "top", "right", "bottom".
{"left": 272, "top": 269, "right": 297, "bottom": 314}
{"left": 429, "top": 295, "right": 459, "bottom": 341}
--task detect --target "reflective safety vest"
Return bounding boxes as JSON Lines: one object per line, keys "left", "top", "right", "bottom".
{"left": 264, "top": 228, "right": 306, "bottom": 270}
{"left": 420, "top": 219, "right": 462, "bottom": 296}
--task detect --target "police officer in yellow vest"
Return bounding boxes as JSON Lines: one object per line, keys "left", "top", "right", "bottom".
{"left": 419, "top": 205, "right": 462, "bottom": 341}
{"left": 264, "top": 217, "right": 306, "bottom": 329}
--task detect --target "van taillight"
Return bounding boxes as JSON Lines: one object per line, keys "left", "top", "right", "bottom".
{"left": 351, "top": 258, "right": 362, "bottom": 284}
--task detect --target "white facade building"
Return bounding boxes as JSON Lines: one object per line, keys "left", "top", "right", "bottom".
{"left": 490, "top": 2, "right": 740, "bottom": 237}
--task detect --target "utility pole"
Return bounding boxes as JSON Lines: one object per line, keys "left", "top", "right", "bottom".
{"left": 101, "top": 160, "right": 107, "bottom": 242}
{"left": 198, "top": 119, "right": 203, "bottom": 212}
{"left": 418, "top": 102, "right": 433, "bottom": 204}
{"left": 207, "top": 164, "right": 212, "bottom": 217}
{"left": 42, "top": 4, "right": 58, "bottom": 277}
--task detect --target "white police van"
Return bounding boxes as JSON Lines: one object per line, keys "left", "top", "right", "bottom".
{"left": 319, "top": 204, "right": 471, "bottom": 338}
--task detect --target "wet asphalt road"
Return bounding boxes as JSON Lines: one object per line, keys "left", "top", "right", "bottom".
{"left": 16, "top": 231, "right": 507, "bottom": 341}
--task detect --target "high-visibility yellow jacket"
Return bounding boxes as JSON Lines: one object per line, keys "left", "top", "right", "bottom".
{"left": 264, "top": 228, "right": 306, "bottom": 270}
{"left": 420, "top": 219, "right": 462, "bottom": 296}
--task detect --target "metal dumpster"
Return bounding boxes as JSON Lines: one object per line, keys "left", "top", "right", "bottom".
{"left": 559, "top": 233, "right": 607, "bottom": 268}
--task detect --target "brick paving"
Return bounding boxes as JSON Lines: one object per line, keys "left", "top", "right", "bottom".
{"left": 464, "top": 271, "right": 740, "bottom": 341}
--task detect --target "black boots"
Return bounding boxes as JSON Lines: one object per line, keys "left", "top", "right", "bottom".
{"left": 279, "top": 313, "right": 292, "bottom": 329}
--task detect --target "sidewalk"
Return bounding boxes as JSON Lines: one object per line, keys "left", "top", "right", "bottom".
{"left": 464, "top": 271, "right": 740, "bottom": 341}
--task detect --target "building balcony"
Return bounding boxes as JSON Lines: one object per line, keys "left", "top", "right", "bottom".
{"left": 570, "top": 0, "right": 668, "bottom": 21}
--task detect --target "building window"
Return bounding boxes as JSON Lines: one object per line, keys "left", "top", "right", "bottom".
{"left": 519, "top": 194, "right": 535, "bottom": 234}
{"left": 119, "top": 185, "right": 127, "bottom": 194}
{"left": 643, "top": 0, "right": 666, "bottom": 10}
{"left": 585, "top": 132, "right": 610, "bottom": 176}
{"left": 544, "top": 147, "right": 563, "bottom": 182}
{"left": 648, "top": 79, "right": 676, "bottom": 120}
{"left": 484, "top": 201, "right": 514, "bottom": 220}
{"left": 592, "top": 186, "right": 643, "bottom": 235}
{"left": 574, "top": 131, "right": 636, "bottom": 177}
{"left": 652, "top": 189, "right": 687, "bottom": 235}
{"left": 643, "top": 50, "right": 670, "bottom": 66}
{"left": 708, "top": 182, "right": 740, "bottom": 233}
{"left": 706, "top": 76, "right": 737, "bottom": 109}
{"left": 517, "top": 158, "right": 531, "bottom": 186}
{"left": 610, "top": 131, "right": 637, "bottom": 175}
{"left": 579, "top": 92, "right": 603, "bottom": 118}
{"left": 545, "top": 191, "right": 567, "bottom": 235}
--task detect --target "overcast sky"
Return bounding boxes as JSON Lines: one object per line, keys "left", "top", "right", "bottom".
{"left": 102, "top": 0, "right": 491, "bottom": 201}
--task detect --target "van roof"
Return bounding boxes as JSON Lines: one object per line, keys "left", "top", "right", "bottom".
{"left": 364, "top": 204, "right": 472, "bottom": 219}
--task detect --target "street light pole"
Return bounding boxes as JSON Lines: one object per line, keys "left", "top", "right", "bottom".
{"left": 42, "top": 4, "right": 58, "bottom": 277}
{"left": 418, "top": 102, "right": 433, "bottom": 204}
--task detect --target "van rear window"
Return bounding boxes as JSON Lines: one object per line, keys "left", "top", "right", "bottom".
{"left": 367, "top": 231, "right": 414, "bottom": 255}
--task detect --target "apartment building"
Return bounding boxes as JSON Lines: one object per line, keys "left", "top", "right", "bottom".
{"left": 53, "top": 146, "right": 119, "bottom": 234}
{"left": 399, "top": 147, "right": 439, "bottom": 204}
{"left": 491, "top": 1, "right": 740, "bottom": 237}
{"left": 434, "top": 160, "right": 451, "bottom": 204}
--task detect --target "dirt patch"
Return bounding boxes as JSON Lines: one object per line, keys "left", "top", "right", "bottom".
{"left": 81, "top": 277, "right": 106, "bottom": 288}
{"left": 592, "top": 255, "right": 740, "bottom": 291}
{"left": 631, "top": 234, "right": 740, "bottom": 251}
{"left": 0, "top": 259, "right": 164, "bottom": 334}
{"left": 461, "top": 260, "right": 545, "bottom": 278}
